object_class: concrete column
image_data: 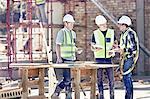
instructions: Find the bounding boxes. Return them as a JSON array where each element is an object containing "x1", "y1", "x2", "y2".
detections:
[{"x1": 136, "y1": 0, "x2": 145, "y2": 75}]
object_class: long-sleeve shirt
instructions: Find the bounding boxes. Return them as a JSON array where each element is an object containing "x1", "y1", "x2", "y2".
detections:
[{"x1": 120, "y1": 28, "x2": 138, "y2": 57}]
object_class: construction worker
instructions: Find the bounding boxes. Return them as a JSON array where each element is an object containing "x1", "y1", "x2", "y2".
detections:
[
  {"x1": 91, "y1": 15, "x2": 117, "y2": 99},
  {"x1": 51, "y1": 14, "x2": 76, "y2": 99},
  {"x1": 117, "y1": 15, "x2": 139, "y2": 99},
  {"x1": 35, "y1": 0, "x2": 47, "y2": 24}
]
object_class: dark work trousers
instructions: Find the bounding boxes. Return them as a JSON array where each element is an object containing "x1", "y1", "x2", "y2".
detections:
[
  {"x1": 123, "y1": 57, "x2": 134, "y2": 99},
  {"x1": 54, "y1": 59, "x2": 74, "y2": 99},
  {"x1": 96, "y1": 58, "x2": 114, "y2": 99}
]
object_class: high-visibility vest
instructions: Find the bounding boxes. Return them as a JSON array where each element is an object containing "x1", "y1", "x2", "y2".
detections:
[
  {"x1": 119, "y1": 27, "x2": 139, "y2": 57},
  {"x1": 93, "y1": 28, "x2": 114, "y2": 58},
  {"x1": 35, "y1": 0, "x2": 45, "y2": 5},
  {"x1": 60, "y1": 30, "x2": 76, "y2": 60},
  {"x1": 119, "y1": 28, "x2": 139, "y2": 75}
]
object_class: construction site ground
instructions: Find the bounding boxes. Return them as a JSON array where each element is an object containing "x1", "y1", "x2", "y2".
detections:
[
  {"x1": 0, "y1": 76, "x2": 150, "y2": 99},
  {"x1": 29, "y1": 76, "x2": 150, "y2": 99}
]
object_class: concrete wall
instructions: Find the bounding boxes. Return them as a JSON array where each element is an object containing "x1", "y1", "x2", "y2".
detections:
[{"x1": 144, "y1": 0, "x2": 150, "y2": 75}]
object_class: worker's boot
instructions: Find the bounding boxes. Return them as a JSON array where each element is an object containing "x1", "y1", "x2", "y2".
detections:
[
  {"x1": 66, "y1": 92, "x2": 72, "y2": 99},
  {"x1": 65, "y1": 86, "x2": 72, "y2": 99},
  {"x1": 51, "y1": 93, "x2": 59, "y2": 99},
  {"x1": 51, "y1": 86, "x2": 62, "y2": 99},
  {"x1": 99, "y1": 93, "x2": 104, "y2": 99},
  {"x1": 110, "y1": 90, "x2": 114, "y2": 99}
]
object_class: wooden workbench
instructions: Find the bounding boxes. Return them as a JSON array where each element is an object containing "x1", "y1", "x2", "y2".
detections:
[
  {"x1": 10, "y1": 62, "x2": 118, "y2": 99},
  {"x1": 10, "y1": 63, "x2": 49, "y2": 99},
  {"x1": 49, "y1": 61, "x2": 118, "y2": 99}
]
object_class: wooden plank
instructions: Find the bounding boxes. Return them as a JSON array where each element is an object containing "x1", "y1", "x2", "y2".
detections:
[
  {"x1": 74, "y1": 68, "x2": 81, "y2": 99},
  {"x1": 10, "y1": 62, "x2": 118, "y2": 69},
  {"x1": 84, "y1": 64, "x2": 118, "y2": 68},
  {"x1": 19, "y1": 68, "x2": 39, "y2": 77},
  {"x1": 10, "y1": 63, "x2": 49, "y2": 68},
  {"x1": 38, "y1": 68, "x2": 45, "y2": 96},
  {"x1": 91, "y1": 69, "x2": 97, "y2": 99},
  {"x1": 22, "y1": 68, "x2": 28, "y2": 99},
  {"x1": 51, "y1": 64, "x2": 118, "y2": 69}
]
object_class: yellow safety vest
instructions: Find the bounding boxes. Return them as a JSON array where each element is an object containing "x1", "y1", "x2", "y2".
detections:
[
  {"x1": 35, "y1": 0, "x2": 45, "y2": 5},
  {"x1": 93, "y1": 29, "x2": 114, "y2": 58},
  {"x1": 60, "y1": 30, "x2": 76, "y2": 60}
]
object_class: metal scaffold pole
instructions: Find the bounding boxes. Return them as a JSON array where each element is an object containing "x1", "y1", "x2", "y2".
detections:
[
  {"x1": 27, "y1": 0, "x2": 33, "y2": 62},
  {"x1": 6, "y1": 0, "x2": 12, "y2": 78}
]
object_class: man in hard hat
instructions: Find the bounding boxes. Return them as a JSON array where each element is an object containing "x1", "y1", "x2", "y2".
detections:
[
  {"x1": 51, "y1": 14, "x2": 76, "y2": 99},
  {"x1": 35, "y1": 0, "x2": 47, "y2": 24},
  {"x1": 117, "y1": 15, "x2": 139, "y2": 99},
  {"x1": 91, "y1": 15, "x2": 117, "y2": 99}
]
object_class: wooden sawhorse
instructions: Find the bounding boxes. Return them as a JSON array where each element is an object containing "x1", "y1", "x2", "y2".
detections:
[
  {"x1": 10, "y1": 63, "x2": 49, "y2": 99},
  {"x1": 49, "y1": 62, "x2": 118, "y2": 99}
]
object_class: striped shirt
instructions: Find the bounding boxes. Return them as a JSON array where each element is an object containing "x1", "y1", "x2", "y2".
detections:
[{"x1": 120, "y1": 30, "x2": 138, "y2": 56}]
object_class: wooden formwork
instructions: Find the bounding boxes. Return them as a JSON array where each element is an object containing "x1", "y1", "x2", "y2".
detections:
[{"x1": 19, "y1": 68, "x2": 39, "y2": 78}]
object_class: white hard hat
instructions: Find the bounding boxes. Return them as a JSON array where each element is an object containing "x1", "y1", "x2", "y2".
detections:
[
  {"x1": 118, "y1": 15, "x2": 132, "y2": 26},
  {"x1": 63, "y1": 14, "x2": 75, "y2": 23},
  {"x1": 95, "y1": 15, "x2": 107, "y2": 25}
]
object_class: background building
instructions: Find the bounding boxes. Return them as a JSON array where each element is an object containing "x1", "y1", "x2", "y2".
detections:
[{"x1": 0, "y1": 0, "x2": 149, "y2": 77}]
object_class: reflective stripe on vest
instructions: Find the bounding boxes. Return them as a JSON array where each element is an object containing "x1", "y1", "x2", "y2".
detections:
[
  {"x1": 35, "y1": 0, "x2": 45, "y2": 5},
  {"x1": 61, "y1": 30, "x2": 76, "y2": 59},
  {"x1": 93, "y1": 29, "x2": 114, "y2": 58}
]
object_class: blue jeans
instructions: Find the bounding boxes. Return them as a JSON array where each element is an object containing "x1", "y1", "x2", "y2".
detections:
[
  {"x1": 96, "y1": 59, "x2": 114, "y2": 99},
  {"x1": 54, "y1": 59, "x2": 73, "y2": 99},
  {"x1": 123, "y1": 57, "x2": 134, "y2": 99}
]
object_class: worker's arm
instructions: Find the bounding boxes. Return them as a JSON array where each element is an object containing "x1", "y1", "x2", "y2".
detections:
[
  {"x1": 113, "y1": 39, "x2": 118, "y2": 48},
  {"x1": 56, "y1": 44, "x2": 63, "y2": 63},
  {"x1": 91, "y1": 34, "x2": 102, "y2": 51},
  {"x1": 117, "y1": 31, "x2": 137, "y2": 56},
  {"x1": 109, "y1": 36, "x2": 118, "y2": 56},
  {"x1": 55, "y1": 30, "x2": 64, "y2": 63},
  {"x1": 91, "y1": 38, "x2": 96, "y2": 51},
  {"x1": 126, "y1": 31, "x2": 137, "y2": 53}
]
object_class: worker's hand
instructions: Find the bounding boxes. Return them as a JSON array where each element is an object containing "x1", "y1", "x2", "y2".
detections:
[
  {"x1": 91, "y1": 44, "x2": 102, "y2": 52},
  {"x1": 56, "y1": 58, "x2": 63, "y2": 64},
  {"x1": 92, "y1": 47, "x2": 102, "y2": 52},
  {"x1": 112, "y1": 47, "x2": 123, "y2": 54},
  {"x1": 108, "y1": 50, "x2": 115, "y2": 57},
  {"x1": 112, "y1": 40, "x2": 119, "y2": 49},
  {"x1": 76, "y1": 47, "x2": 83, "y2": 55},
  {"x1": 112, "y1": 44, "x2": 119, "y2": 49},
  {"x1": 118, "y1": 48, "x2": 124, "y2": 55}
]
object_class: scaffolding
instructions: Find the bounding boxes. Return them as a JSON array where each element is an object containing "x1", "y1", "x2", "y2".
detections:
[{"x1": 0, "y1": 0, "x2": 88, "y2": 78}]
